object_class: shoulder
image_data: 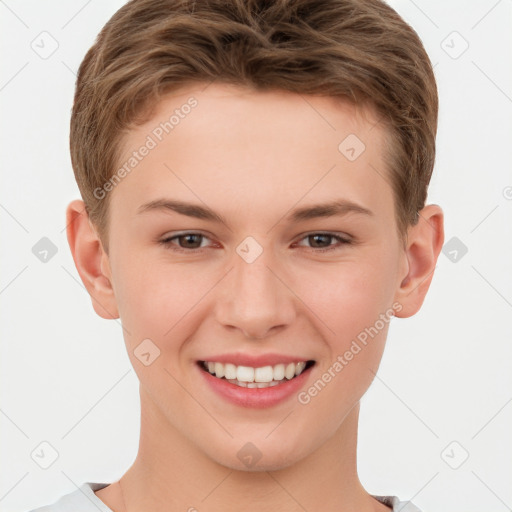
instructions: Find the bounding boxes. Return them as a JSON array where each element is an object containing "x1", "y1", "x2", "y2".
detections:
[
  {"x1": 24, "y1": 482, "x2": 112, "y2": 512},
  {"x1": 372, "y1": 494, "x2": 423, "y2": 512}
]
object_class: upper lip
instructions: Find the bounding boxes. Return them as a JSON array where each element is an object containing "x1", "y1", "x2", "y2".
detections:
[{"x1": 198, "y1": 353, "x2": 314, "y2": 368}]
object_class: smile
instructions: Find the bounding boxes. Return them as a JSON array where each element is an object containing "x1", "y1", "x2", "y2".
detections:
[{"x1": 200, "y1": 360, "x2": 315, "y2": 388}]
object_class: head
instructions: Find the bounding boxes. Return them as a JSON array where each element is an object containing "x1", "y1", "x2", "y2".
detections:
[{"x1": 67, "y1": 0, "x2": 443, "y2": 471}]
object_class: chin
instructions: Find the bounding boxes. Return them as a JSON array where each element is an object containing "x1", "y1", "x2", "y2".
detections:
[{"x1": 206, "y1": 439, "x2": 310, "y2": 473}]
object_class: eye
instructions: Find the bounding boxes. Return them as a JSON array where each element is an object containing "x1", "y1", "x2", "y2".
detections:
[
  {"x1": 159, "y1": 231, "x2": 352, "y2": 254},
  {"x1": 159, "y1": 232, "x2": 213, "y2": 253},
  {"x1": 294, "y1": 232, "x2": 352, "y2": 253}
]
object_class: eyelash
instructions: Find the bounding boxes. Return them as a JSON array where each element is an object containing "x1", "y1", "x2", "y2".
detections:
[{"x1": 158, "y1": 232, "x2": 352, "y2": 254}]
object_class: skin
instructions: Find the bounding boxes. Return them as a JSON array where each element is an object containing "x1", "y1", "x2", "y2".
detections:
[{"x1": 66, "y1": 82, "x2": 444, "y2": 512}]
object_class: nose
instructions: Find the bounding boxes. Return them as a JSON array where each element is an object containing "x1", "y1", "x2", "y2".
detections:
[{"x1": 215, "y1": 242, "x2": 296, "y2": 340}]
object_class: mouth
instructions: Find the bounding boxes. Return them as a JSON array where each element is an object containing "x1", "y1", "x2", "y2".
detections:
[{"x1": 197, "y1": 359, "x2": 316, "y2": 389}]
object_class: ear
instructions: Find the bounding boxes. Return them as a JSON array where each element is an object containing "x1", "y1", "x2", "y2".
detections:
[
  {"x1": 394, "y1": 204, "x2": 444, "y2": 318},
  {"x1": 66, "y1": 199, "x2": 119, "y2": 319}
]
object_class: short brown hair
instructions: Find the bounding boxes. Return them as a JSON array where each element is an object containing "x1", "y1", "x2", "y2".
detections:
[{"x1": 70, "y1": 0, "x2": 438, "y2": 250}]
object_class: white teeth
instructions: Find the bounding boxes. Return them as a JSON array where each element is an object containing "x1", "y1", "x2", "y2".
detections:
[
  {"x1": 227, "y1": 379, "x2": 248, "y2": 387},
  {"x1": 214, "y1": 362, "x2": 225, "y2": 378},
  {"x1": 254, "y1": 366, "x2": 273, "y2": 383},
  {"x1": 273, "y1": 364, "x2": 285, "y2": 380},
  {"x1": 202, "y1": 360, "x2": 311, "y2": 385},
  {"x1": 224, "y1": 363, "x2": 237, "y2": 380},
  {"x1": 295, "y1": 361, "x2": 306, "y2": 376},
  {"x1": 226, "y1": 379, "x2": 286, "y2": 388},
  {"x1": 236, "y1": 365, "x2": 254, "y2": 382},
  {"x1": 285, "y1": 362, "x2": 296, "y2": 380}
]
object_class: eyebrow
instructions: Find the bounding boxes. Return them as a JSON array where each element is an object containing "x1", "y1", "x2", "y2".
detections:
[{"x1": 136, "y1": 198, "x2": 374, "y2": 225}]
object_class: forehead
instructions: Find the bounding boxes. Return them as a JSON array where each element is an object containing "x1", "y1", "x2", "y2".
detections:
[
  {"x1": 110, "y1": 82, "x2": 393, "y2": 224},
  {"x1": 122, "y1": 82, "x2": 384, "y2": 150}
]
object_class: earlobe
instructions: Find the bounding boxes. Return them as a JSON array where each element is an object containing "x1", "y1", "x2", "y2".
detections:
[
  {"x1": 394, "y1": 204, "x2": 444, "y2": 318},
  {"x1": 65, "y1": 199, "x2": 119, "y2": 320}
]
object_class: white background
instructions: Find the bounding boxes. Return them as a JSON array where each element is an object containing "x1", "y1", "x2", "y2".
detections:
[{"x1": 1, "y1": 1, "x2": 511, "y2": 511}]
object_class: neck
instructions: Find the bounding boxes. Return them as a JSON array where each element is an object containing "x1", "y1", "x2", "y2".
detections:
[{"x1": 110, "y1": 388, "x2": 382, "y2": 512}]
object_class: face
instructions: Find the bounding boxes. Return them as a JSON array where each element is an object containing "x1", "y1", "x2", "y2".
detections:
[{"x1": 102, "y1": 82, "x2": 408, "y2": 470}]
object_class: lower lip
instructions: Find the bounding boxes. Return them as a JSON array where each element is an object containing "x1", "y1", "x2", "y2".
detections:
[{"x1": 197, "y1": 363, "x2": 314, "y2": 409}]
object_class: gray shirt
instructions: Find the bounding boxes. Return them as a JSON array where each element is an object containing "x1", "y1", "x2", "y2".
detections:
[{"x1": 26, "y1": 482, "x2": 422, "y2": 511}]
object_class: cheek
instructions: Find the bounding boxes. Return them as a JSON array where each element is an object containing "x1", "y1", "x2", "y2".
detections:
[
  {"x1": 304, "y1": 251, "x2": 397, "y2": 406},
  {"x1": 296, "y1": 260, "x2": 396, "y2": 432},
  {"x1": 300, "y1": 254, "x2": 397, "y2": 336},
  {"x1": 297, "y1": 252, "x2": 397, "y2": 400},
  {"x1": 110, "y1": 250, "x2": 183, "y2": 335}
]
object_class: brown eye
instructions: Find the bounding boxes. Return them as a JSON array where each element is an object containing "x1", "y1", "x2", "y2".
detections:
[
  {"x1": 295, "y1": 232, "x2": 351, "y2": 253},
  {"x1": 308, "y1": 234, "x2": 333, "y2": 248},
  {"x1": 159, "y1": 232, "x2": 211, "y2": 252},
  {"x1": 175, "y1": 233, "x2": 204, "y2": 249}
]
